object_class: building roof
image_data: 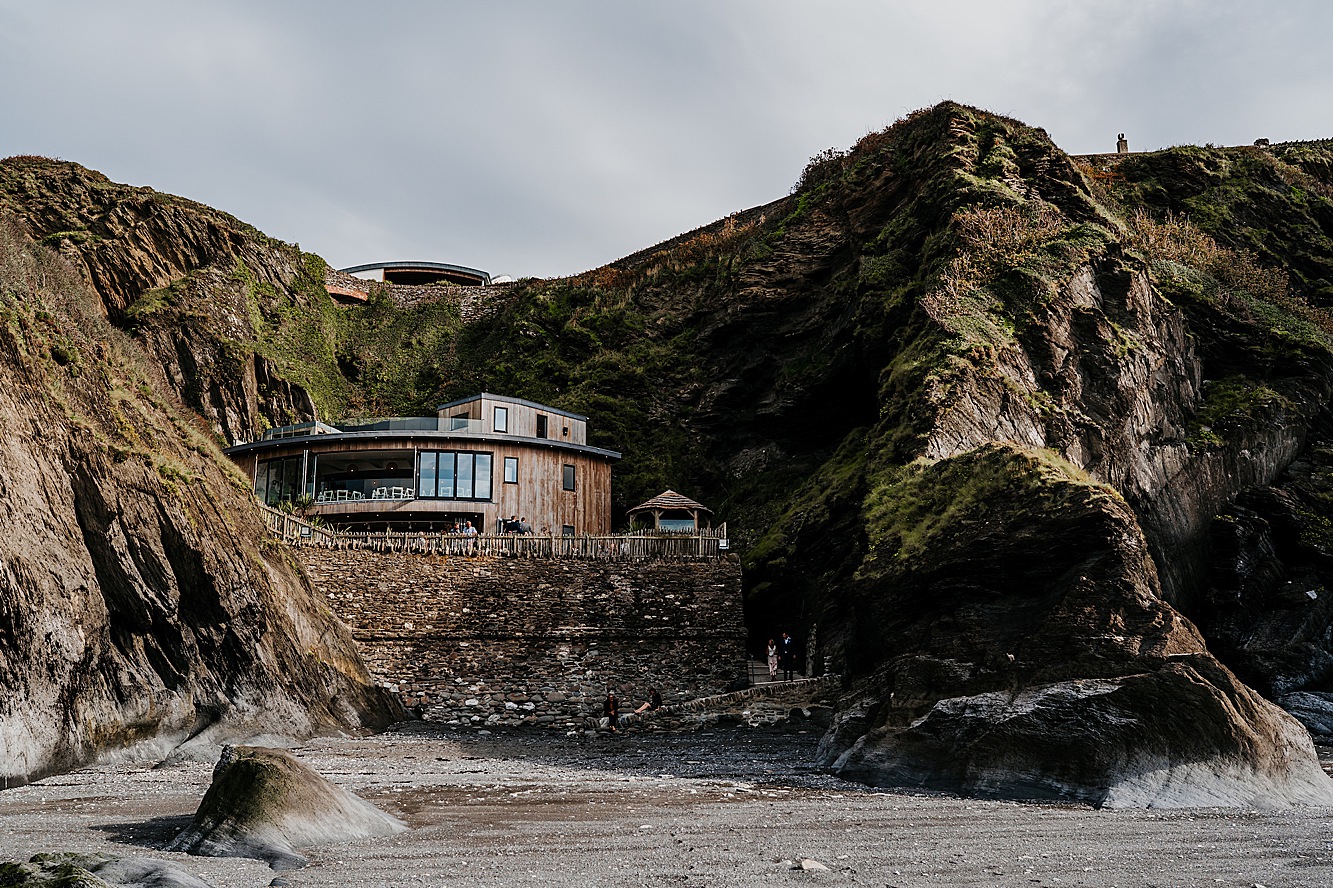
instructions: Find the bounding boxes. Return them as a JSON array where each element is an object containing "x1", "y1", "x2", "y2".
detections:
[
  {"x1": 628, "y1": 490, "x2": 713, "y2": 516},
  {"x1": 222, "y1": 424, "x2": 620, "y2": 461},
  {"x1": 339, "y1": 260, "x2": 491, "y2": 285}
]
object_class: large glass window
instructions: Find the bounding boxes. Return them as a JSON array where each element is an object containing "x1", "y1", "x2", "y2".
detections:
[
  {"x1": 563, "y1": 464, "x2": 576, "y2": 491},
  {"x1": 457, "y1": 453, "x2": 474, "y2": 499},
  {"x1": 418, "y1": 450, "x2": 491, "y2": 501},
  {"x1": 494, "y1": 406, "x2": 508, "y2": 433},
  {"x1": 418, "y1": 452, "x2": 437, "y2": 498},
  {"x1": 257, "y1": 455, "x2": 304, "y2": 506},
  {"x1": 438, "y1": 452, "x2": 455, "y2": 498},
  {"x1": 504, "y1": 456, "x2": 518, "y2": 484},
  {"x1": 475, "y1": 454, "x2": 492, "y2": 500}
]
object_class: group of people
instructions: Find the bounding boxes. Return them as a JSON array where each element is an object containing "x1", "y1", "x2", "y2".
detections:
[
  {"x1": 500, "y1": 515, "x2": 534, "y2": 534},
  {"x1": 601, "y1": 687, "x2": 663, "y2": 733},
  {"x1": 766, "y1": 631, "x2": 798, "y2": 681},
  {"x1": 447, "y1": 520, "x2": 479, "y2": 536}
]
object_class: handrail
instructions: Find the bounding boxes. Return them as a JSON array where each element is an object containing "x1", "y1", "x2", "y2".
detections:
[{"x1": 255, "y1": 502, "x2": 729, "y2": 561}]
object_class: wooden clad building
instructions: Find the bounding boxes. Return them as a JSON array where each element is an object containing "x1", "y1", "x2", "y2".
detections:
[{"x1": 223, "y1": 394, "x2": 619, "y2": 534}]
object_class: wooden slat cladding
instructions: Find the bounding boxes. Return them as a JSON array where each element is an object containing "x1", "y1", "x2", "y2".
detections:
[{"x1": 438, "y1": 394, "x2": 588, "y2": 445}]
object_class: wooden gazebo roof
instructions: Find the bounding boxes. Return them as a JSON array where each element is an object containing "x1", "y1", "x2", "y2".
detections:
[{"x1": 627, "y1": 489, "x2": 713, "y2": 517}]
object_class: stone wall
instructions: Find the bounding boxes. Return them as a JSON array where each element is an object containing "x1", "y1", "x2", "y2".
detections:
[{"x1": 297, "y1": 549, "x2": 747, "y2": 730}]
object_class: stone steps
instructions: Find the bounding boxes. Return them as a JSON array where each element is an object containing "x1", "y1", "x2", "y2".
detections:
[{"x1": 607, "y1": 673, "x2": 840, "y2": 734}]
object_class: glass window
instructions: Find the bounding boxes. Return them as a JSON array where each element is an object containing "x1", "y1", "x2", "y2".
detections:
[
  {"x1": 438, "y1": 452, "x2": 456, "y2": 498},
  {"x1": 258, "y1": 456, "x2": 303, "y2": 506},
  {"x1": 504, "y1": 456, "x2": 518, "y2": 484},
  {"x1": 414, "y1": 450, "x2": 495, "y2": 500},
  {"x1": 418, "y1": 452, "x2": 437, "y2": 498},
  {"x1": 562, "y1": 524, "x2": 575, "y2": 536},
  {"x1": 254, "y1": 460, "x2": 270, "y2": 502},
  {"x1": 475, "y1": 454, "x2": 493, "y2": 500},
  {"x1": 450, "y1": 412, "x2": 469, "y2": 431},
  {"x1": 562, "y1": 464, "x2": 576, "y2": 491},
  {"x1": 457, "y1": 453, "x2": 474, "y2": 499},
  {"x1": 494, "y1": 406, "x2": 508, "y2": 433},
  {"x1": 536, "y1": 414, "x2": 548, "y2": 438}
]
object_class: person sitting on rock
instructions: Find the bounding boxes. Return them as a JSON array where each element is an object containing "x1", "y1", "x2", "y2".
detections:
[
  {"x1": 634, "y1": 688, "x2": 663, "y2": 715},
  {"x1": 603, "y1": 691, "x2": 620, "y2": 732}
]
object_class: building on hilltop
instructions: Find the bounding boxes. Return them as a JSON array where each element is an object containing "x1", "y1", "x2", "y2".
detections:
[{"x1": 224, "y1": 394, "x2": 619, "y2": 534}]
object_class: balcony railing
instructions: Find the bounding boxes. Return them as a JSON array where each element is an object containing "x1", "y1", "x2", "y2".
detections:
[{"x1": 257, "y1": 504, "x2": 730, "y2": 561}]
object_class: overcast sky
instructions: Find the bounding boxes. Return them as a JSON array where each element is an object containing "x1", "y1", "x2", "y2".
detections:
[{"x1": 2, "y1": 1, "x2": 1330, "y2": 279}]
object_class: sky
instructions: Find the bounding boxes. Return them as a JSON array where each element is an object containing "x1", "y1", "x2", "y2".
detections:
[{"x1": 2, "y1": 1, "x2": 1331, "y2": 279}]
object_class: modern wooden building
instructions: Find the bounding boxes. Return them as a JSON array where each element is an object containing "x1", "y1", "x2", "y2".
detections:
[{"x1": 224, "y1": 394, "x2": 619, "y2": 534}]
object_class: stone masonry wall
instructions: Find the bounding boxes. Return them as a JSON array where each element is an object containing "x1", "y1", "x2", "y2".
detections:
[{"x1": 297, "y1": 549, "x2": 747, "y2": 730}]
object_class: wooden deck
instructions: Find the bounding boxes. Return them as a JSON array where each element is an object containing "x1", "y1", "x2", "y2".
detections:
[{"x1": 259, "y1": 503, "x2": 730, "y2": 561}]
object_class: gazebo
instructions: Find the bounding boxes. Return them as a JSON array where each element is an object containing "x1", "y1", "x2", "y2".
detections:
[{"x1": 628, "y1": 490, "x2": 713, "y2": 532}]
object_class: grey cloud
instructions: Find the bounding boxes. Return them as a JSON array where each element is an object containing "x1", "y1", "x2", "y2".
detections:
[{"x1": 1, "y1": 1, "x2": 1331, "y2": 277}]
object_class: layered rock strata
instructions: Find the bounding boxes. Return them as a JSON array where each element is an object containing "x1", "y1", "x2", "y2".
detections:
[{"x1": 0, "y1": 215, "x2": 400, "y2": 786}]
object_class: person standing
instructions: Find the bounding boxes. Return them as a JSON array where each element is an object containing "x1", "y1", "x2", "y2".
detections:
[
  {"x1": 766, "y1": 638, "x2": 779, "y2": 682},
  {"x1": 779, "y1": 631, "x2": 796, "y2": 681}
]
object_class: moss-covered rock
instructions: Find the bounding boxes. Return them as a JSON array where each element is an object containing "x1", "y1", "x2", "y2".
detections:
[
  {"x1": 167, "y1": 745, "x2": 405, "y2": 869},
  {"x1": 0, "y1": 853, "x2": 210, "y2": 888}
]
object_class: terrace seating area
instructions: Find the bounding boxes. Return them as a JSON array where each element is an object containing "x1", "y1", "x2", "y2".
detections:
[{"x1": 315, "y1": 487, "x2": 417, "y2": 503}]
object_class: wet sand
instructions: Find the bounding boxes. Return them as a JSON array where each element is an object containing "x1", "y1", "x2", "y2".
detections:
[{"x1": 3, "y1": 722, "x2": 1333, "y2": 887}]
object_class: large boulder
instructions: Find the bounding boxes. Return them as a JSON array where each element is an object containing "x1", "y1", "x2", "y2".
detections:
[{"x1": 167, "y1": 746, "x2": 406, "y2": 869}]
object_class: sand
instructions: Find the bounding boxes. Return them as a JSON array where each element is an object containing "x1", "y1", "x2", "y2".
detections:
[{"x1": 3, "y1": 721, "x2": 1333, "y2": 887}]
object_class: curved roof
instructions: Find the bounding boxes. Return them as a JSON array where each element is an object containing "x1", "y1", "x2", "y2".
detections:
[
  {"x1": 339, "y1": 260, "x2": 491, "y2": 285},
  {"x1": 222, "y1": 427, "x2": 620, "y2": 461},
  {"x1": 628, "y1": 489, "x2": 712, "y2": 516}
]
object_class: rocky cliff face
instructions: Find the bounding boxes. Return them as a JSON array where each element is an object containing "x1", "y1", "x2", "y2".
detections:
[
  {"x1": 0, "y1": 215, "x2": 400, "y2": 786},
  {"x1": 0, "y1": 158, "x2": 330, "y2": 445}
]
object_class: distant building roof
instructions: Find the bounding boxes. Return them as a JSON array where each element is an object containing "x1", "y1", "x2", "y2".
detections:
[
  {"x1": 340, "y1": 260, "x2": 491, "y2": 286},
  {"x1": 628, "y1": 490, "x2": 713, "y2": 516}
]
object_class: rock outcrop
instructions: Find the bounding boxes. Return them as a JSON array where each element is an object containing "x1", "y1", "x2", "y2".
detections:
[
  {"x1": 0, "y1": 158, "x2": 331, "y2": 445},
  {"x1": 0, "y1": 853, "x2": 212, "y2": 888},
  {"x1": 818, "y1": 446, "x2": 1333, "y2": 807},
  {"x1": 168, "y1": 745, "x2": 405, "y2": 869},
  {"x1": 0, "y1": 215, "x2": 400, "y2": 787}
]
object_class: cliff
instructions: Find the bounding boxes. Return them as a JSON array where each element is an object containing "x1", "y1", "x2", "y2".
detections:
[
  {"x1": 6, "y1": 103, "x2": 1333, "y2": 803},
  {"x1": 0, "y1": 213, "x2": 400, "y2": 787}
]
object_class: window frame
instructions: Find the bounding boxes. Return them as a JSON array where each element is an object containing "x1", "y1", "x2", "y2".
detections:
[
  {"x1": 562, "y1": 464, "x2": 576, "y2": 491},
  {"x1": 503, "y1": 456, "x2": 518, "y2": 484},
  {"x1": 416, "y1": 449, "x2": 494, "y2": 501},
  {"x1": 493, "y1": 406, "x2": 508, "y2": 433}
]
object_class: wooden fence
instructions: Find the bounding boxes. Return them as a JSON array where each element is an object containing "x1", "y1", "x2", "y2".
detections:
[{"x1": 257, "y1": 504, "x2": 729, "y2": 561}]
